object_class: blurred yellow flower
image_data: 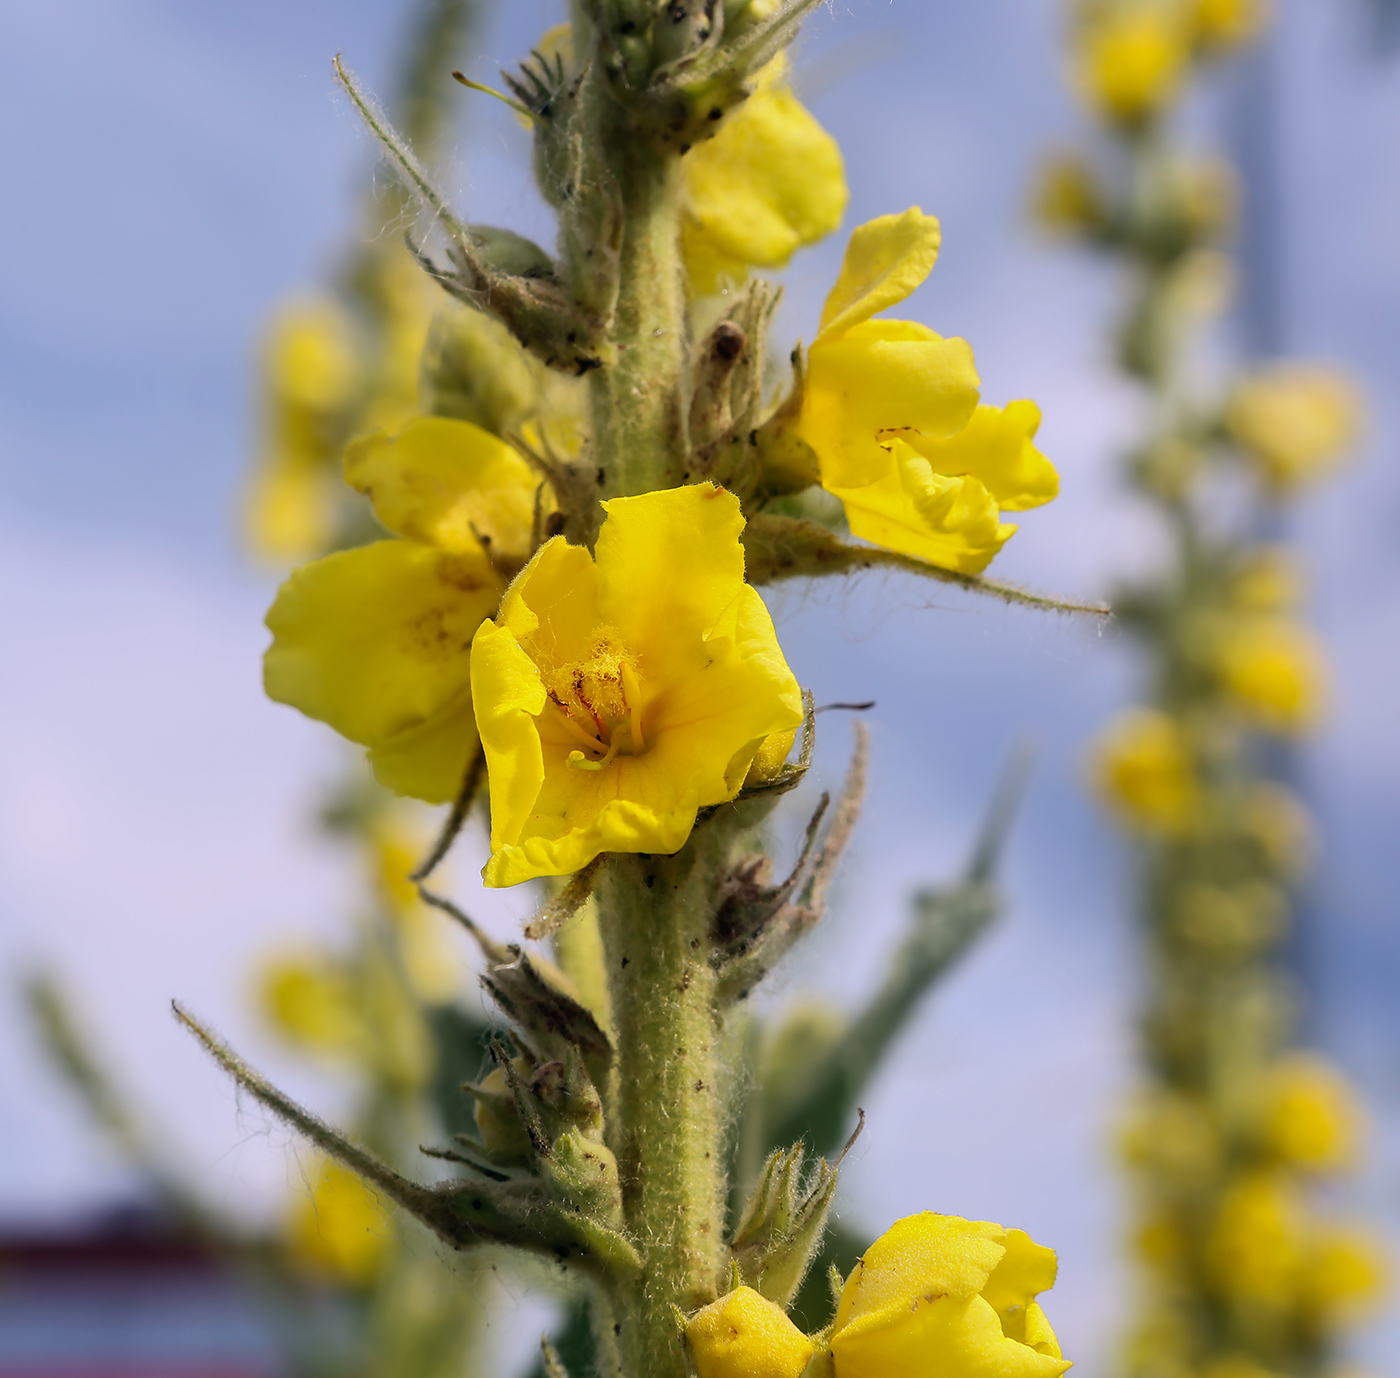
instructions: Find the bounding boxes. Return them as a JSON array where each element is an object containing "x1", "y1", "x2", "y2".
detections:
[
  {"x1": 1090, "y1": 709, "x2": 1200, "y2": 833},
  {"x1": 686, "y1": 1286, "x2": 815, "y2": 1378},
  {"x1": 830, "y1": 1212, "x2": 1070, "y2": 1378},
  {"x1": 245, "y1": 297, "x2": 360, "y2": 563},
  {"x1": 1226, "y1": 365, "x2": 1362, "y2": 492},
  {"x1": 1032, "y1": 153, "x2": 1105, "y2": 238},
  {"x1": 1230, "y1": 548, "x2": 1303, "y2": 615},
  {"x1": 260, "y1": 956, "x2": 361, "y2": 1055},
  {"x1": 1303, "y1": 1226, "x2": 1390, "y2": 1322},
  {"x1": 683, "y1": 54, "x2": 847, "y2": 294},
  {"x1": 472, "y1": 484, "x2": 803, "y2": 886},
  {"x1": 264, "y1": 417, "x2": 545, "y2": 803},
  {"x1": 1207, "y1": 1171, "x2": 1308, "y2": 1306},
  {"x1": 796, "y1": 209, "x2": 1058, "y2": 574},
  {"x1": 1189, "y1": 0, "x2": 1270, "y2": 52},
  {"x1": 1260, "y1": 1054, "x2": 1361, "y2": 1173},
  {"x1": 288, "y1": 1157, "x2": 390, "y2": 1286},
  {"x1": 1217, "y1": 619, "x2": 1326, "y2": 733},
  {"x1": 368, "y1": 819, "x2": 460, "y2": 1003},
  {"x1": 1076, "y1": 8, "x2": 1187, "y2": 126}
]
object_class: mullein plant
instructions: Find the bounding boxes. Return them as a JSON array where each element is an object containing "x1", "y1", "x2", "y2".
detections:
[
  {"x1": 1035, "y1": 3, "x2": 1389, "y2": 1377},
  {"x1": 177, "y1": 5, "x2": 1107, "y2": 1378}
]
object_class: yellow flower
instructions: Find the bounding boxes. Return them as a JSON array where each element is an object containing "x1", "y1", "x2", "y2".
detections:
[
  {"x1": 1260, "y1": 1054, "x2": 1361, "y2": 1173},
  {"x1": 1225, "y1": 364, "x2": 1362, "y2": 492},
  {"x1": 1207, "y1": 1171, "x2": 1308, "y2": 1306},
  {"x1": 830, "y1": 1212, "x2": 1070, "y2": 1378},
  {"x1": 245, "y1": 297, "x2": 360, "y2": 563},
  {"x1": 1303, "y1": 1226, "x2": 1390, "y2": 1322},
  {"x1": 796, "y1": 209, "x2": 1058, "y2": 574},
  {"x1": 264, "y1": 417, "x2": 542, "y2": 803},
  {"x1": 686, "y1": 1286, "x2": 816, "y2": 1378},
  {"x1": 1217, "y1": 619, "x2": 1326, "y2": 733},
  {"x1": 259, "y1": 955, "x2": 360, "y2": 1055},
  {"x1": 1090, "y1": 709, "x2": 1200, "y2": 833},
  {"x1": 287, "y1": 1157, "x2": 390, "y2": 1286},
  {"x1": 470, "y1": 483, "x2": 803, "y2": 887},
  {"x1": 1076, "y1": 8, "x2": 1188, "y2": 126},
  {"x1": 682, "y1": 54, "x2": 847, "y2": 294},
  {"x1": 1189, "y1": 0, "x2": 1271, "y2": 52}
]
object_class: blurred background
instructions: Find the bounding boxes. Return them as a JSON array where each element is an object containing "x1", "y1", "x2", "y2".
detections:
[{"x1": 1, "y1": 0, "x2": 1397, "y2": 1374}]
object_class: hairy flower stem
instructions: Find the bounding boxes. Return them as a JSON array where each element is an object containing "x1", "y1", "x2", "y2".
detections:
[
  {"x1": 596, "y1": 844, "x2": 726, "y2": 1378},
  {"x1": 589, "y1": 140, "x2": 689, "y2": 502}
]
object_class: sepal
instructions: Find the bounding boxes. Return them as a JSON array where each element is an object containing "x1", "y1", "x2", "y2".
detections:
[{"x1": 730, "y1": 1143, "x2": 840, "y2": 1305}]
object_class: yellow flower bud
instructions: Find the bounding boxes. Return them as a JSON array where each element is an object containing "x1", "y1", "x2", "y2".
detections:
[
  {"x1": 1240, "y1": 782, "x2": 1315, "y2": 877},
  {"x1": 686, "y1": 1286, "x2": 816, "y2": 1378},
  {"x1": 1076, "y1": 9, "x2": 1188, "y2": 127},
  {"x1": 1260, "y1": 1054, "x2": 1362, "y2": 1173},
  {"x1": 831, "y1": 1213, "x2": 1070, "y2": 1378},
  {"x1": 744, "y1": 728, "x2": 798, "y2": 786},
  {"x1": 1090, "y1": 709, "x2": 1200, "y2": 833},
  {"x1": 1217, "y1": 619, "x2": 1326, "y2": 734},
  {"x1": 259, "y1": 955, "x2": 361, "y2": 1055},
  {"x1": 1225, "y1": 365, "x2": 1363, "y2": 492},
  {"x1": 287, "y1": 1157, "x2": 390, "y2": 1286},
  {"x1": 1230, "y1": 548, "x2": 1304, "y2": 615}
]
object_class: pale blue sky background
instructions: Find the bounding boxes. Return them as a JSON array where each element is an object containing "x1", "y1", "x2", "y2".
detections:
[{"x1": 1, "y1": 2, "x2": 1398, "y2": 1373}]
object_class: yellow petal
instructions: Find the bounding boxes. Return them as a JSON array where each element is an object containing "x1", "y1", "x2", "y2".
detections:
[
  {"x1": 472, "y1": 617, "x2": 550, "y2": 884},
  {"x1": 596, "y1": 483, "x2": 748, "y2": 671},
  {"x1": 818, "y1": 208, "x2": 943, "y2": 342},
  {"x1": 830, "y1": 440, "x2": 1013, "y2": 575},
  {"x1": 684, "y1": 63, "x2": 846, "y2": 275},
  {"x1": 836, "y1": 1213, "x2": 1008, "y2": 1330},
  {"x1": 265, "y1": 539, "x2": 500, "y2": 748},
  {"x1": 833, "y1": 1291, "x2": 1070, "y2": 1378},
  {"x1": 344, "y1": 415, "x2": 539, "y2": 561},
  {"x1": 892, "y1": 401, "x2": 1059, "y2": 511},
  {"x1": 1020, "y1": 1303, "x2": 1063, "y2": 1360},
  {"x1": 686, "y1": 1286, "x2": 816, "y2": 1378},
  {"x1": 982, "y1": 1229, "x2": 1060, "y2": 1344},
  {"x1": 800, "y1": 320, "x2": 981, "y2": 490},
  {"x1": 367, "y1": 689, "x2": 480, "y2": 805}
]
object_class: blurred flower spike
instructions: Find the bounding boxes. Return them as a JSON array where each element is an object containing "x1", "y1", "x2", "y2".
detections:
[
  {"x1": 471, "y1": 483, "x2": 803, "y2": 887},
  {"x1": 796, "y1": 208, "x2": 1059, "y2": 575},
  {"x1": 830, "y1": 1213, "x2": 1071, "y2": 1378},
  {"x1": 263, "y1": 416, "x2": 543, "y2": 804}
]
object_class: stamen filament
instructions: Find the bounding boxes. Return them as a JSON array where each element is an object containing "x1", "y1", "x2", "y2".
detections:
[{"x1": 553, "y1": 700, "x2": 608, "y2": 755}]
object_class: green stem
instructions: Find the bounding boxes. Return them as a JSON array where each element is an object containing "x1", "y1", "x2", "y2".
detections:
[
  {"x1": 590, "y1": 141, "x2": 689, "y2": 500},
  {"x1": 597, "y1": 847, "x2": 726, "y2": 1378}
]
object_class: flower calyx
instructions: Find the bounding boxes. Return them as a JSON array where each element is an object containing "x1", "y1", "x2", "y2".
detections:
[{"x1": 730, "y1": 1141, "x2": 844, "y2": 1307}]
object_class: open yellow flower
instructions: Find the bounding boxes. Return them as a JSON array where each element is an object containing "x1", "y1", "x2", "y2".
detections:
[
  {"x1": 686, "y1": 1286, "x2": 816, "y2": 1378},
  {"x1": 796, "y1": 209, "x2": 1058, "y2": 574},
  {"x1": 264, "y1": 416, "x2": 540, "y2": 802},
  {"x1": 1090, "y1": 709, "x2": 1200, "y2": 833},
  {"x1": 682, "y1": 53, "x2": 847, "y2": 294},
  {"x1": 1225, "y1": 364, "x2": 1362, "y2": 492},
  {"x1": 471, "y1": 483, "x2": 803, "y2": 887},
  {"x1": 831, "y1": 1212, "x2": 1071, "y2": 1378}
]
